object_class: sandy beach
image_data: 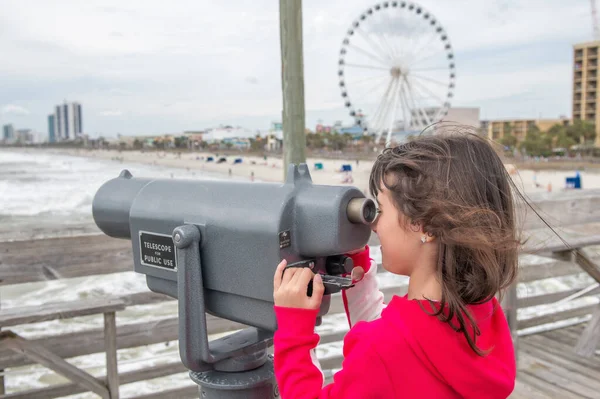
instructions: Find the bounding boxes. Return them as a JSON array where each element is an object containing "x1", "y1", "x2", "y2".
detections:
[
  {"x1": 43, "y1": 148, "x2": 376, "y2": 192},
  {"x1": 31, "y1": 147, "x2": 600, "y2": 195}
]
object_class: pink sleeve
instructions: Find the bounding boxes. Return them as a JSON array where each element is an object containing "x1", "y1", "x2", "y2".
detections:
[
  {"x1": 342, "y1": 246, "x2": 386, "y2": 328},
  {"x1": 273, "y1": 307, "x2": 392, "y2": 399}
]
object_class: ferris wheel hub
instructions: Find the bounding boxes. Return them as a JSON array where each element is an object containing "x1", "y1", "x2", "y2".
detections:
[{"x1": 390, "y1": 67, "x2": 403, "y2": 78}]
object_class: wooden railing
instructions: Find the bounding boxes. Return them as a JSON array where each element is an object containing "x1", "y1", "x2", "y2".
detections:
[{"x1": 1, "y1": 189, "x2": 600, "y2": 398}]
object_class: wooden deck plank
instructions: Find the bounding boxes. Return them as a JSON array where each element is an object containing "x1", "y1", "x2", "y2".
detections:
[
  {"x1": 524, "y1": 334, "x2": 600, "y2": 372},
  {"x1": 517, "y1": 371, "x2": 586, "y2": 399},
  {"x1": 508, "y1": 379, "x2": 554, "y2": 399},
  {"x1": 519, "y1": 339, "x2": 600, "y2": 381},
  {"x1": 518, "y1": 351, "x2": 600, "y2": 398},
  {"x1": 544, "y1": 325, "x2": 588, "y2": 347}
]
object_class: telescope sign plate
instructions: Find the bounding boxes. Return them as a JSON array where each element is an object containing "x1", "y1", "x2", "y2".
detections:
[{"x1": 139, "y1": 232, "x2": 177, "y2": 271}]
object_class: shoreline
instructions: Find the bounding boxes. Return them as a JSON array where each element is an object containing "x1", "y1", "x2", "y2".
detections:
[
  {"x1": 19, "y1": 147, "x2": 375, "y2": 192},
  {"x1": 5, "y1": 147, "x2": 600, "y2": 196}
]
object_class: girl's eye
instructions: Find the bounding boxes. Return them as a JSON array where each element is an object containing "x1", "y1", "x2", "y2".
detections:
[{"x1": 371, "y1": 209, "x2": 381, "y2": 224}]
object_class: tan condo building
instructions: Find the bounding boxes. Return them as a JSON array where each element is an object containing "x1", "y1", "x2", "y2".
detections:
[
  {"x1": 573, "y1": 41, "x2": 600, "y2": 146},
  {"x1": 483, "y1": 118, "x2": 570, "y2": 142}
]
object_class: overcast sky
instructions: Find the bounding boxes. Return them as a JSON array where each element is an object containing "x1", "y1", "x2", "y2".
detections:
[{"x1": 0, "y1": 0, "x2": 594, "y2": 137}]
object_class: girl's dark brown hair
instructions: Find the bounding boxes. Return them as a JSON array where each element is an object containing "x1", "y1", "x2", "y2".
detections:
[{"x1": 369, "y1": 126, "x2": 521, "y2": 356}]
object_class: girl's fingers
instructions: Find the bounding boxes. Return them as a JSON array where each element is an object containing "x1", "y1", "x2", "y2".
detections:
[
  {"x1": 273, "y1": 259, "x2": 287, "y2": 291},
  {"x1": 296, "y1": 267, "x2": 315, "y2": 287},
  {"x1": 281, "y1": 264, "x2": 298, "y2": 286},
  {"x1": 309, "y1": 274, "x2": 325, "y2": 308},
  {"x1": 351, "y1": 266, "x2": 365, "y2": 283}
]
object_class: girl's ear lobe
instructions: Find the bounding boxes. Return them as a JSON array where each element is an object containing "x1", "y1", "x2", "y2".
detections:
[{"x1": 421, "y1": 233, "x2": 435, "y2": 244}]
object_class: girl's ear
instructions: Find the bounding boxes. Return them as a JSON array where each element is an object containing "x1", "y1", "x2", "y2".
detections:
[{"x1": 409, "y1": 220, "x2": 421, "y2": 233}]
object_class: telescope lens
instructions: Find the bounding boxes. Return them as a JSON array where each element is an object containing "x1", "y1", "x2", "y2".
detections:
[{"x1": 362, "y1": 201, "x2": 377, "y2": 224}]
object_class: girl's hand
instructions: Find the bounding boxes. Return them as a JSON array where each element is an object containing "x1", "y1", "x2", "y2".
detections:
[
  {"x1": 345, "y1": 245, "x2": 369, "y2": 282},
  {"x1": 273, "y1": 259, "x2": 324, "y2": 309}
]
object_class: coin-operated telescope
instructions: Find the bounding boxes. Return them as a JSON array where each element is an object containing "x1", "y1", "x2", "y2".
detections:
[{"x1": 92, "y1": 163, "x2": 376, "y2": 398}]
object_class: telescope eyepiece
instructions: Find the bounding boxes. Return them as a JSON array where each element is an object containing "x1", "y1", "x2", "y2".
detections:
[{"x1": 346, "y1": 198, "x2": 377, "y2": 225}]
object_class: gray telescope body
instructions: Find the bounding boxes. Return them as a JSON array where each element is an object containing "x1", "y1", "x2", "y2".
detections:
[{"x1": 92, "y1": 164, "x2": 375, "y2": 335}]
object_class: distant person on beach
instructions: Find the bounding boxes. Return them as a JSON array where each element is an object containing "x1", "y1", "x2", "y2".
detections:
[{"x1": 273, "y1": 129, "x2": 519, "y2": 398}]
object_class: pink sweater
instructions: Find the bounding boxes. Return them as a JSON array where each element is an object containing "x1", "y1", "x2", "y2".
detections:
[{"x1": 273, "y1": 246, "x2": 516, "y2": 398}]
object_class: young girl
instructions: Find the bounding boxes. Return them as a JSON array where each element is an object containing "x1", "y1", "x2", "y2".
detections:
[{"x1": 273, "y1": 131, "x2": 518, "y2": 398}]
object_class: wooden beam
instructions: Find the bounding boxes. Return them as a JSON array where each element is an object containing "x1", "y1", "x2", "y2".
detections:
[
  {"x1": 522, "y1": 234, "x2": 600, "y2": 255},
  {"x1": 518, "y1": 285, "x2": 600, "y2": 308},
  {"x1": 574, "y1": 304, "x2": 600, "y2": 358},
  {"x1": 0, "y1": 314, "x2": 244, "y2": 370},
  {"x1": 518, "y1": 304, "x2": 599, "y2": 330},
  {"x1": 575, "y1": 248, "x2": 600, "y2": 284},
  {"x1": 0, "y1": 298, "x2": 126, "y2": 328},
  {"x1": 104, "y1": 312, "x2": 119, "y2": 399},
  {"x1": 0, "y1": 235, "x2": 132, "y2": 285},
  {"x1": 279, "y1": 0, "x2": 307, "y2": 179},
  {"x1": 0, "y1": 332, "x2": 109, "y2": 399},
  {"x1": 0, "y1": 361, "x2": 188, "y2": 399}
]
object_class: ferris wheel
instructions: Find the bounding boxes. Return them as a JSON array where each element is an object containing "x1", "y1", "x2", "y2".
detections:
[{"x1": 338, "y1": 1, "x2": 456, "y2": 146}]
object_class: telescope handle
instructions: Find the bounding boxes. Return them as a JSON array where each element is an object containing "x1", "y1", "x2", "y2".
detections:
[{"x1": 173, "y1": 224, "x2": 272, "y2": 372}]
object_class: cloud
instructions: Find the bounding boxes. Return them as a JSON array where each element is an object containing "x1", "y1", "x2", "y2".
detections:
[
  {"x1": 0, "y1": 0, "x2": 592, "y2": 135},
  {"x1": 1, "y1": 104, "x2": 30, "y2": 115},
  {"x1": 100, "y1": 110, "x2": 123, "y2": 116}
]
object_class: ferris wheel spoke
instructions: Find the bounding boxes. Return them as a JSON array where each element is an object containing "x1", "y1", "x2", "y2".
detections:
[
  {"x1": 345, "y1": 63, "x2": 390, "y2": 72},
  {"x1": 410, "y1": 78, "x2": 447, "y2": 106},
  {"x1": 380, "y1": 78, "x2": 398, "y2": 125},
  {"x1": 411, "y1": 66, "x2": 449, "y2": 72},
  {"x1": 405, "y1": 80, "x2": 434, "y2": 128},
  {"x1": 348, "y1": 44, "x2": 391, "y2": 67},
  {"x1": 368, "y1": 29, "x2": 400, "y2": 64},
  {"x1": 399, "y1": 84, "x2": 414, "y2": 131},
  {"x1": 393, "y1": 8, "x2": 421, "y2": 60},
  {"x1": 398, "y1": 83, "x2": 410, "y2": 132},
  {"x1": 386, "y1": 80, "x2": 402, "y2": 146},
  {"x1": 358, "y1": 75, "x2": 393, "y2": 104},
  {"x1": 346, "y1": 73, "x2": 389, "y2": 88},
  {"x1": 355, "y1": 27, "x2": 395, "y2": 64},
  {"x1": 406, "y1": 49, "x2": 447, "y2": 70},
  {"x1": 410, "y1": 83, "x2": 444, "y2": 121},
  {"x1": 410, "y1": 73, "x2": 449, "y2": 87},
  {"x1": 403, "y1": 33, "x2": 442, "y2": 67},
  {"x1": 370, "y1": 78, "x2": 397, "y2": 131}
]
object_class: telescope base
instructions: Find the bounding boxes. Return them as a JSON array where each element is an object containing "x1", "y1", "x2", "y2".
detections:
[{"x1": 190, "y1": 355, "x2": 279, "y2": 399}]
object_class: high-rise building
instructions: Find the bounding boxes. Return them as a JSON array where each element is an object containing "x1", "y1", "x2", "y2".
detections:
[
  {"x1": 48, "y1": 114, "x2": 56, "y2": 143},
  {"x1": 53, "y1": 102, "x2": 83, "y2": 140},
  {"x1": 2, "y1": 124, "x2": 15, "y2": 142},
  {"x1": 573, "y1": 41, "x2": 600, "y2": 146}
]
